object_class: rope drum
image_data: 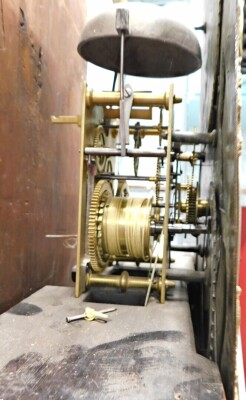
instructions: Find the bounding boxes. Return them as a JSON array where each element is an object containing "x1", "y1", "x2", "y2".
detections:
[{"x1": 102, "y1": 197, "x2": 152, "y2": 261}]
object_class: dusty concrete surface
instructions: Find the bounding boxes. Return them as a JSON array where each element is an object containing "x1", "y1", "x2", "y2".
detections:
[
  {"x1": 0, "y1": 286, "x2": 225, "y2": 399},
  {"x1": 0, "y1": 1, "x2": 86, "y2": 313}
]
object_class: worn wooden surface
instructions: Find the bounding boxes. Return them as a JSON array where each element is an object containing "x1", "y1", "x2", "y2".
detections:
[
  {"x1": 200, "y1": 0, "x2": 242, "y2": 398},
  {"x1": 214, "y1": 1, "x2": 242, "y2": 398},
  {"x1": 200, "y1": 0, "x2": 222, "y2": 134},
  {"x1": 0, "y1": 286, "x2": 225, "y2": 399},
  {"x1": 0, "y1": 1, "x2": 86, "y2": 313}
]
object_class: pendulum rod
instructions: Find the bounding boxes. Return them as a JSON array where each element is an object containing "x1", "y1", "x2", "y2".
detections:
[{"x1": 116, "y1": 8, "x2": 129, "y2": 156}]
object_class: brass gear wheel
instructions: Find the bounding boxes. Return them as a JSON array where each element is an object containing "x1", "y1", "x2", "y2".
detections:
[
  {"x1": 186, "y1": 184, "x2": 198, "y2": 224},
  {"x1": 155, "y1": 157, "x2": 162, "y2": 205},
  {"x1": 116, "y1": 180, "x2": 129, "y2": 197},
  {"x1": 93, "y1": 125, "x2": 107, "y2": 173},
  {"x1": 105, "y1": 158, "x2": 113, "y2": 173},
  {"x1": 88, "y1": 180, "x2": 113, "y2": 272}
]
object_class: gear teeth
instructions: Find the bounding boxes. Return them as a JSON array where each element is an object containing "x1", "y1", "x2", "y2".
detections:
[
  {"x1": 186, "y1": 184, "x2": 197, "y2": 224},
  {"x1": 93, "y1": 125, "x2": 107, "y2": 173},
  {"x1": 88, "y1": 180, "x2": 113, "y2": 272},
  {"x1": 155, "y1": 157, "x2": 162, "y2": 204}
]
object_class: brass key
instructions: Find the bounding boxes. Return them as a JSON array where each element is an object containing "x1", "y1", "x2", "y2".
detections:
[{"x1": 66, "y1": 307, "x2": 117, "y2": 323}]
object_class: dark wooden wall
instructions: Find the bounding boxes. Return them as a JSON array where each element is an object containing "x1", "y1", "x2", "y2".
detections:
[
  {"x1": 200, "y1": 0, "x2": 242, "y2": 398},
  {"x1": 0, "y1": 0, "x2": 86, "y2": 313}
]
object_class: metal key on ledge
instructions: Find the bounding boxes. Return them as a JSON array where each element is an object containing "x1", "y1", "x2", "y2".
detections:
[{"x1": 66, "y1": 307, "x2": 117, "y2": 323}]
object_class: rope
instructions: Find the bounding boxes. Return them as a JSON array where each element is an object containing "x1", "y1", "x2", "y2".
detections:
[
  {"x1": 63, "y1": 237, "x2": 77, "y2": 249},
  {"x1": 144, "y1": 232, "x2": 163, "y2": 306}
]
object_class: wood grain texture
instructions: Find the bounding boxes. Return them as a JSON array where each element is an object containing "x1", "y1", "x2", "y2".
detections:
[
  {"x1": 200, "y1": 0, "x2": 243, "y2": 398},
  {"x1": 214, "y1": 1, "x2": 242, "y2": 397},
  {"x1": 0, "y1": 0, "x2": 86, "y2": 313}
]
